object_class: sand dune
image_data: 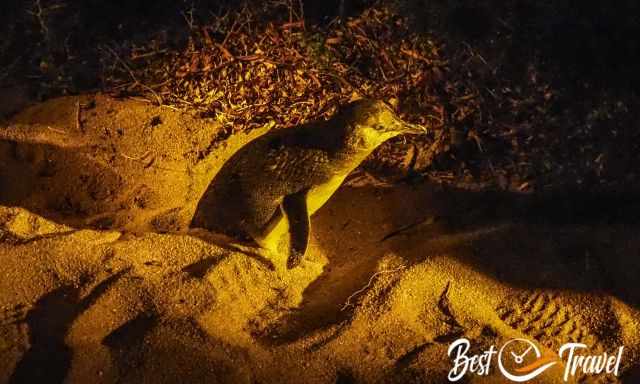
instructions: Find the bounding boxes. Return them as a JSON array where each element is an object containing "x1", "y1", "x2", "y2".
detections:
[{"x1": 1, "y1": 96, "x2": 639, "y2": 383}]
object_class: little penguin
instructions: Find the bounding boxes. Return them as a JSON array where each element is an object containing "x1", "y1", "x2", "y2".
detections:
[{"x1": 190, "y1": 99, "x2": 426, "y2": 269}]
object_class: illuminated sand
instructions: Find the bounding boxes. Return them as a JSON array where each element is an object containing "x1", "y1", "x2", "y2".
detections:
[{"x1": 1, "y1": 97, "x2": 639, "y2": 383}]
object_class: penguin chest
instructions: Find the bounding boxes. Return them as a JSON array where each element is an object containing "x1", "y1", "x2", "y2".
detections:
[{"x1": 306, "y1": 174, "x2": 348, "y2": 215}]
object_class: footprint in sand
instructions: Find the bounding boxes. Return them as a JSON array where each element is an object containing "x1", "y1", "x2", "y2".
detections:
[
  {"x1": 495, "y1": 290, "x2": 615, "y2": 349},
  {"x1": 494, "y1": 289, "x2": 631, "y2": 383}
]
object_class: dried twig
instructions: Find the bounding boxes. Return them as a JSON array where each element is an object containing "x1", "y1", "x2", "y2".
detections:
[
  {"x1": 75, "y1": 100, "x2": 82, "y2": 132},
  {"x1": 102, "y1": 45, "x2": 163, "y2": 106},
  {"x1": 380, "y1": 216, "x2": 437, "y2": 242},
  {"x1": 341, "y1": 266, "x2": 405, "y2": 311},
  {"x1": 120, "y1": 150, "x2": 151, "y2": 161},
  {"x1": 46, "y1": 126, "x2": 66, "y2": 134}
]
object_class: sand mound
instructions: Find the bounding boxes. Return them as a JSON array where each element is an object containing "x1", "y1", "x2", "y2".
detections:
[{"x1": 1, "y1": 96, "x2": 639, "y2": 383}]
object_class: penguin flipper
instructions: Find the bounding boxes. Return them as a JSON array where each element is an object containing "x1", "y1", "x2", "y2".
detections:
[{"x1": 281, "y1": 189, "x2": 310, "y2": 269}]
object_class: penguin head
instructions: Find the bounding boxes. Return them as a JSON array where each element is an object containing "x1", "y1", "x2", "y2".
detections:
[{"x1": 342, "y1": 99, "x2": 426, "y2": 150}]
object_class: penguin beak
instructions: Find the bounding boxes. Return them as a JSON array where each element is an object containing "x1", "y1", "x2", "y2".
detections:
[{"x1": 401, "y1": 122, "x2": 427, "y2": 135}]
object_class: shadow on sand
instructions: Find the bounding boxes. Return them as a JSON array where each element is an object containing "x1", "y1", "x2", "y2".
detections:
[
  {"x1": 262, "y1": 180, "x2": 640, "y2": 344},
  {"x1": 9, "y1": 270, "x2": 128, "y2": 384}
]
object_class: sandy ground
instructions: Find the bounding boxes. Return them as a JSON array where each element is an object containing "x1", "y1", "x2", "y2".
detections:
[{"x1": 1, "y1": 96, "x2": 639, "y2": 383}]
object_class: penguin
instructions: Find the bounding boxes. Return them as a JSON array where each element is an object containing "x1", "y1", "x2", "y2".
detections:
[{"x1": 190, "y1": 99, "x2": 426, "y2": 269}]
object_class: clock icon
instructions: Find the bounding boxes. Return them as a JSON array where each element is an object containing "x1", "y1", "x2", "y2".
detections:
[{"x1": 498, "y1": 338, "x2": 558, "y2": 382}]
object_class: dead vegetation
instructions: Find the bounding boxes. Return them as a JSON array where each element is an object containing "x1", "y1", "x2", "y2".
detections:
[{"x1": 2, "y1": 0, "x2": 639, "y2": 192}]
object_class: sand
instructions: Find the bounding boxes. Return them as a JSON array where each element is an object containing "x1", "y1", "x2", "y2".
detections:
[{"x1": 1, "y1": 96, "x2": 639, "y2": 383}]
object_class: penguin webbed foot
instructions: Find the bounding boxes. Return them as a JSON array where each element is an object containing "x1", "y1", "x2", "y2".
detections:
[{"x1": 286, "y1": 249, "x2": 304, "y2": 269}]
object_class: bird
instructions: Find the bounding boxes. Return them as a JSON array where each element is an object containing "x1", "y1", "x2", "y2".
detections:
[{"x1": 190, "y1": 99, "x2": 426, "y2": 269}]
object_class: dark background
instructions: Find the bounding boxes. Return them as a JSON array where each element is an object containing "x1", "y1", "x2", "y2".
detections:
[{"x1": 3, "y1": 0, "x2": 639, "y2": 92}]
